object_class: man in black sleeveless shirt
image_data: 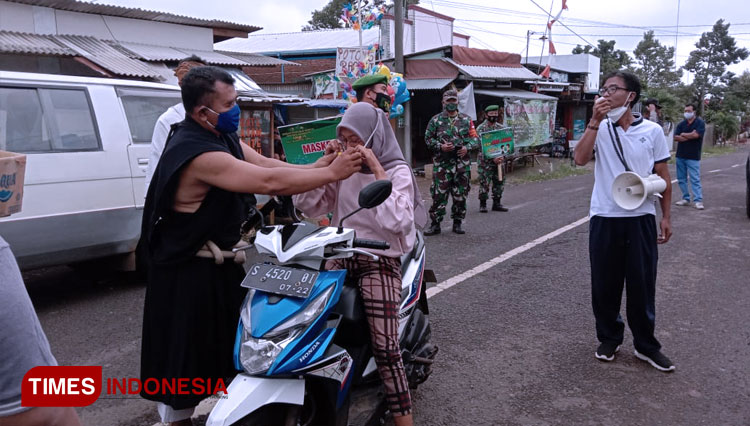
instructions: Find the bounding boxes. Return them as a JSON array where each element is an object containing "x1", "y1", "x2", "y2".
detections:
[{"x1": 138, "y1": 66, "x2": 362, "y2": 425}]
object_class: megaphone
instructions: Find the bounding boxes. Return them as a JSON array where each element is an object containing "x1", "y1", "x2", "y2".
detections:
[{"x1": 612, "y1": 172, "x2": 667, "y2": 210}]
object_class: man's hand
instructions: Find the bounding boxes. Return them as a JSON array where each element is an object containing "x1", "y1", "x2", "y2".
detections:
[
  {"x1": 492, "y1": 156, "x2": 504, "y2": 165},
  {"x1": 329, "y1": 149, "x2": 362, "y2": 180},
  {"x1": 592, "y1": 97, "x2": 610, "y2": 123},
  {"x1": 312, "y1": 141, "x2": 344, "y2": 167},
  {"x1": 458, "y1": 146, "x2": 468, "y2": 157},
  {"x1": 440, "y1": 142, "x2": 454, "y2": 152},
  {"x1": 325, "y1": 140, "x2": 342, "y2": 155},
  {"x1": 354, "y1": 146, "x2": 387, "y2": 179},
  {"x1": 657, "y1": 217, "x2": 672, "y2": 244}
]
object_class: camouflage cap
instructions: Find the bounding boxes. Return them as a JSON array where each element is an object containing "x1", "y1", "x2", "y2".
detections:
[
  {"x1": 484, "y1": 105, "x2": 499, "y2": 112},
  {"x1": 352, "y1": 74, "x2": 389, "y2": 91},
  {"x1": 442, "y1": 89, "x2": 458, "y2": 101}
]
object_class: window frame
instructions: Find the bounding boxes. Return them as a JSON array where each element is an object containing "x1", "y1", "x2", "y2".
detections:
[
  {"x1": 0, "y1": 83, "x2": 102, "y2": 154},
  {"x1": 115, "y1": 87, "x2": 182, "y2": 145}
]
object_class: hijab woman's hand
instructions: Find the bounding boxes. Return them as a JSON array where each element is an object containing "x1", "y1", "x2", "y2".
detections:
[{"x1": 354, "y1": 146, "x2": 387, "y2": 180}]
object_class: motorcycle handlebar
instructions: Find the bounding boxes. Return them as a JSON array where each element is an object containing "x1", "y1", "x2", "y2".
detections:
[{"x1": 352, "y1": 238, "x2": 390, "y2": 250}]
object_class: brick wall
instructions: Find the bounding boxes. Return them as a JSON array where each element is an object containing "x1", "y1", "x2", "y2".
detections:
[{"x1": 243, "y1": 58, "x2": 336, "y2": 84}]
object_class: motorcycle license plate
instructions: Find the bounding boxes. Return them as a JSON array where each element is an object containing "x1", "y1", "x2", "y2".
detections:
[{"x1": 241, "y1": 263, "x2": 318, "y2": 299}]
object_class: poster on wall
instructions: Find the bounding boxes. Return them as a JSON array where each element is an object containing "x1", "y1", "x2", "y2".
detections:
[
  {"x1": 503, "y1": 99, "x2": 557, "y2": 148},
  {"x1": 278, "y1": 116, "x2": 342, "y2": 165},
  {"x1": 479, "y1": 127, "x2": 514, "y2": 159},
  {"x1": 239, "y1": 109, "x2": 271, "y2": 157}
]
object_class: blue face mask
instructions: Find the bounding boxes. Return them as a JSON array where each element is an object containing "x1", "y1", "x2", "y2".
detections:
[{"x1": 205, "y1": 104, "x2": 240, "y2": 134}]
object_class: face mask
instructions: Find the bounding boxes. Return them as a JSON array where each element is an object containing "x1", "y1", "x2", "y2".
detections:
[
  {"x1": 684, "y1": 112, "x2": 695, "y2": 120},
  {"x1": 487, "y1": 116, "x2": 497, "y2": 123},
  {"x1": 607, "y1": 94, "x2": 632, "y2": 122},
  {"x1": 374, "y1": 91, "x2": 392, "y2": 114},
  {"x1": 205, "y1": 104, "x2": 240, "y2": 133},
  {"x1": 445, "y1": 102, "x2": 458, "y2": 112}
]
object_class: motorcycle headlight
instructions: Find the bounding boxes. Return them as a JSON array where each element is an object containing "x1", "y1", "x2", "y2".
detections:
[{"x1": 239, "y1": 285, "x2": 334, "y2": 375}]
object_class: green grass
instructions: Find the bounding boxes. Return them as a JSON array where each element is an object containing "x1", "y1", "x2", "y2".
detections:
[{"x1": 507, "y1": 162, "x2": 591, "y2": 184}]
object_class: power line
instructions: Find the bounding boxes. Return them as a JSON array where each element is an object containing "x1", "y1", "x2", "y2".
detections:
[{"x1": 526, "y1": 0, "x2": 596, "y2": 47}]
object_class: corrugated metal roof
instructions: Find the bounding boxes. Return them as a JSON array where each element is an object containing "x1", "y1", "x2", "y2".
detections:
[
  {"x1": 6, "y1": 0, "x2": 260, "y2": 33},
  {"x1": 215, "y1": 28, "x2": 380, "y2": 55},
  {"x1": 218, "y1": 51, "x2": 300, "y2": 67},
  {"x1": 405, "y1": 78, "x2": 453, "y2": 91},
  {"x1": 524, "y1": 54, "x2": 598, "y2": 74},
  {"x1": 474, "y1": 88, "x2": 557, "y2": 101},
  {"x1": 55, "y1": 34, "x2": 162, "y2": 78},
  {"x1": 117, "y1": 42, "x2": 188, "y2": 62},
  {"x1": 445, "y1": 59, "x2": 541, "y2": 81},
  {"x1": 174, "y1": 48, "x2": 249, "y2": 66},
  {"x1": 0, "y1": 31, "x2": 76, "y2": 56}
]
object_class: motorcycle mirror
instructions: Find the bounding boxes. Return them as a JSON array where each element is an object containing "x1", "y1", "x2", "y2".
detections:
[
  {"x1": 338, "y1": 180, "x2": 392, "y2": 233},
  {"x1": 358, "y1": 180, "x2": 392, "y2": 209}
]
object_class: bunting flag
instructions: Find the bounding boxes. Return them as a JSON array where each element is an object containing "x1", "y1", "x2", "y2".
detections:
[
  {"x1": 547, "y1": 19, "x2": 556, "y2": 30},
  {"x1": 539, "y1": 65, "x2": 551, "y2": 79},
  {"x1": 549, "y1": 40, "x2": 557, "y2": 55},
  {"x1": 562, "y1": 0, "x2": 568, "y2": 10}
]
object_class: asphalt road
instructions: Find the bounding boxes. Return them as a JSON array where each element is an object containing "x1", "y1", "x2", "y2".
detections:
[{"x1": 23, "y1": 147, "x2": 750, "y2": 426}]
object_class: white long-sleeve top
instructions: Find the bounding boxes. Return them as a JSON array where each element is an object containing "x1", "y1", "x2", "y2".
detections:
[
  {"x1": 144, "y1": 102, "x2": 185, "y2": 194},
  {"x1": 293, "y1": 164, "x2": 416, "y2": 258}
]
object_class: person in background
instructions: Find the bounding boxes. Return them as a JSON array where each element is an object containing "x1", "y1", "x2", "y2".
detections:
[
  {"x1": 144, "y1": 55, "x2": 206, "y2": 192},
  {"x1": 674, "y1": 103, "x2": 706, "y2": 210},
  {"x1": 476, "y1": 105, "x2": 508, "y2": 213},
  {"x1": 423, "y1": 89, "x2": 480, "y2": 235},
  {"x1": 353, "y1": 74, "x2": 392, "y2": 114}
]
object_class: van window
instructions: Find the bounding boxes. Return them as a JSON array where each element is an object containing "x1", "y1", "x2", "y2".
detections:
[
  {"x1": 117, "y1": 88, "x2": 181, "y2": 144},
  {"x1": 0, "y1": 86, "x2": 100, "y2": 153}
]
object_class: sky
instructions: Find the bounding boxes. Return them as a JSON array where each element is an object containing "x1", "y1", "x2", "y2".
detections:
[{"x1": 89, "y1": 0, "x2": 750, "y2": 79}]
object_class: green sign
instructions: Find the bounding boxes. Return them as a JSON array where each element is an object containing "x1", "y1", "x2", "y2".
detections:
[
  {"x1": 480, "y1": 127, "x2": 514, "y2": 159},
  {"x1": 278, "y1": 116, "x2": 342, "y2": 165}
]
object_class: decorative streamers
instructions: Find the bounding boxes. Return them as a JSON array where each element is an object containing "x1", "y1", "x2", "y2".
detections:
[{"x1": 341, "y1": 2, "x2": 387, "y2": 31}]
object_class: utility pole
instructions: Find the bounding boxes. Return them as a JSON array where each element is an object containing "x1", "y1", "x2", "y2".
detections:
[
  {"x1": 674, "y1": 0, "x2": 681, "y2": 68},
  {"x1": 394, "y1": 0, "x2": 410, "y2": 165},
  {"x1": 526, "y1": 30, "x2": 531, "y2": 65}
]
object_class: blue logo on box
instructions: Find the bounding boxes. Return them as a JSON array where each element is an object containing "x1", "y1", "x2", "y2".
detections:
[{"x1": 0, "y1": 189, "x2": 12, "y2": 202}]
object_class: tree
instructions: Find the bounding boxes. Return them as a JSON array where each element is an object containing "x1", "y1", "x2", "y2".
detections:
[
  {"x1": 633, "y1": 31, "x2": 682, "y2": 90},
  {"x1": 573, "y1": 40, "x2": 633, "y2": 81},
  {"x1": 302, "y1": 0, "x2": 418, "y2": 31},
  {"x1": 683, "y1": 19, "x2": 749, "y2": 116}
]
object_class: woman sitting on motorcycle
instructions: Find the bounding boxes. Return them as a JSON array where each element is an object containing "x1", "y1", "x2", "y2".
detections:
[{"x1": 293, "y1": 101, "x2": 426, "y2": 426}]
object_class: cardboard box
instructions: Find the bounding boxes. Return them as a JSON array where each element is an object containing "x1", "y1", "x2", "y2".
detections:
[{"x1": 0, "y1": 150, "x2": 26, "y2": 217}]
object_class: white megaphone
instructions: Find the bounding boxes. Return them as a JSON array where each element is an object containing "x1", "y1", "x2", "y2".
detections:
[{"x1": 612, "y1": 172, "x2": 667, "y2": 210}]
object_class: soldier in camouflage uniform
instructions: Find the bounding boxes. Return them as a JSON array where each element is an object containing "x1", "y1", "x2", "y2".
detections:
[
  {"x1": 423, "y1": 89, "x2": 480, "y2": 235},
  {"x1": 476, "y1": 105, "x2": 509, "y2": 213}
]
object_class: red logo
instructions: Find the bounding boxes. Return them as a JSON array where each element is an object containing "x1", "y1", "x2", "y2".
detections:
[{"x1": 22, "y1": 366, "x2": 102, "y2": 407}]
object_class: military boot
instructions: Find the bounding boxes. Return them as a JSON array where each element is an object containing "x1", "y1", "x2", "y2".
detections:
[
  {"x1": 479, "y1": 199, "x2": 488, "y2": 213},
  {"x1": 424, "y1": 221, "x2": 441, "y2": 236},
  {"x1": 452, "y1": 220, "x2": 465, "y2": 234},
  {"x1": 492, "y1": 200, "x2": 509, "y2": 212}
]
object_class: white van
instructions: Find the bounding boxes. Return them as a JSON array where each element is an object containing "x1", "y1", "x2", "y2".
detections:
[{"x1": 0, "y1": 71, "x2": 181, "y2": 270}]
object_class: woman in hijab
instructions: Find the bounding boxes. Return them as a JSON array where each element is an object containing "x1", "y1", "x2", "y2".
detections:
[{"x1": 293, "y1": 101, "x2": 426, "y2": 426}]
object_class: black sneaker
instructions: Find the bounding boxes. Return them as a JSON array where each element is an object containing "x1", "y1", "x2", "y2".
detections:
[
  {"x1": 595, "y1": 342, "x2": 620, "y2": 362},
  {"x1": 634, "y1": 349, "x2": 675, "y2": 372}
]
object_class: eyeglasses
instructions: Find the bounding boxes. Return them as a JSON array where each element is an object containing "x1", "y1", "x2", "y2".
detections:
[{"x1": 599, "y1": 85, "x2": 628, "y2": 96}]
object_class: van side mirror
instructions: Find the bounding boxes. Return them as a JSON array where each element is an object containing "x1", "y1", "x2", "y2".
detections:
[
  {"x1": 338, "y1": 180, "x2": 392, "y2": 233},
  {"x1": 358, "y1": 180, "x2": 392, "y2": 209}
]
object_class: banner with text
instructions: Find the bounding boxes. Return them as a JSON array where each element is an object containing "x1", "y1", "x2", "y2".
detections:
[
  {"x1": 278, "y1": 116, "x2": 342, "y2": 165},
  {"x1": 504, "y1": 99, "x2": 557, "y2": 148},
  {"x1": 480, "y1": 127, "x2": 515, "y2": 159}
]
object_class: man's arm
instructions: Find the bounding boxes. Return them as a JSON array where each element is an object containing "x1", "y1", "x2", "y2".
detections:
[
  {"x1": 424, "y1": 117, "x2": 441, "y2": 153},
  {"x1": 574, "y1": 99, "x2": 609, "y2": 166},
  {"x1": 188, "y1": 149, "x2": 361, "y2": 196},
  {"x1": 653, "y1": 161, "x2": 672, "y2": 244},
  {"x1": 240, "y1": 142, "x2": 334, "y2": 169}
]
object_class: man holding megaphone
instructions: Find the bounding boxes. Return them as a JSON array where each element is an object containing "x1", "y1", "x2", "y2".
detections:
[{"x1": 574, "y1": 70, "x2": 676, "y2": 373}]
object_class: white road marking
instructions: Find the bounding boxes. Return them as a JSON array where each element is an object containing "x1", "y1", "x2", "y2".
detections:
[
  {"x1": 708, "y1": 169, "x2": 721, "y2": 173},
  {"x1": 731, "y1": 164, "x2": 741, "y2": 168},
  {"x1": 426, "y1": 216, "x2": 590, "y2": 299},
  {"x1": 671, "y1": 179, "x2": 677, "y2": 183}
]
